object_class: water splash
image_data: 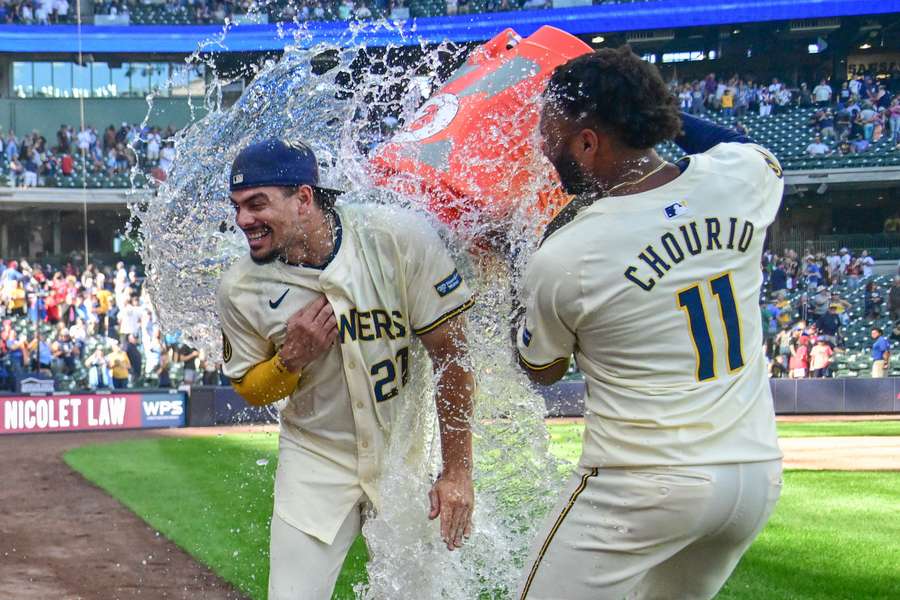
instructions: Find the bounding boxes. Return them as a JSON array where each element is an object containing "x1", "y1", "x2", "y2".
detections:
[{"x1": 132, "y1": 19, "x2": 567, "y2": 600}]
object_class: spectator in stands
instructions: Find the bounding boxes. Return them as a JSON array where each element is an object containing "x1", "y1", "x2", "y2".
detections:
[
  {"x1": 809, "y1": 339, "x2": 833, "y2": 378},
  {"x1": 769, "y1": 354, "x2": 788, "y2": 378},
  {"x1": 870, "y1": 328, "x2": 891, "y2": 378},
  {"x1": 146, "y1": 128, "x2": 161, "y2": 163},
  {"x1": 887, "y1": 276, "x2": 900, "y2": 321},
  {"x1": 689, "y1": 83, "x2": 705, "y2": 115},
  {"x1": 176, "y1": 342, "x2": 199, "y2": 385},
  {"x1": 873, "y1": 84, "x2": 892, "y2": 110},
  {"x1": 816, "y1": 304, "x2": 841, "y2": 345},
  {"x1": 51, "y1": 327, "x2": 78, "y2": 374},
  {"x1": 890, "y1": 98, "x2": 900, "y2": 146},
  {"x1": 734, "y1": 120, "x2": 749, "y2": 136},
  {"x1": 811, "y1": 284, "x2": 830, "y2": 320},
  {"x1": 29, "y1": 334, "x2": 53, "y2": 372},
  {"x1": 93, "y1": 286, "x2": 112, "y2": 336},
  {"x1": 774, "y1": 325, "x2": 792, "y2": 368},
  {"x1": 797, "y1": 82, "x2": 813, "y2": 108},
  {"x1": 119, "y1": 295, "x2": 142, "y2": 344},
  {"x1": 721, "y1": 89, "x2": 734, "y2": 119},
  {"x1": 769, "y1": 260, "x2": 787, "y2": 295},
  {"x1": 158, "y1": 141, "x2": 176, "y2": 172},
  {"x1": 758, "y1": 87, "x2": 773, "y2": 117},
  {"x1": 734, "y1": 82, "x2": 750, "y2": 118},
  {"x1": 789, "y1": 334, "x2": 810, "y2": 379},
  {"x1": 7, "y1": 280, "x2": 26, "y2": 317},
  {"x1": 806, "y1": 135, "x2": 829, "y2": 156},
  {"x1": 804, "y1": 255, "x2": 823, "y2": 289},
  {"x1": 106, "y1": 340, "x2": 130, "y2": 388},
  {"x1": 84, "y1": 345, "x2": 109, "y2": 388},
  {"x1": 860, "y1": 102, "x2": 878, "y2": 140},
  {"x1": 860, "y1": 249, "x2": 875, "y2": 279},
  {"x1": 829, "y1": 291, "x2": 852, "y2": 324},
  {"x1": 813, "y1": 79, "x2": 832, "y2": 107},
  {"x1": 864, "y1": 281, "x2": 883, "y2": 319},
  {"x1": 825, "y1": 248, "x2": 842, "y2": 285},
  {"x1": 124, "y1": 333, "x2": 142, "y2": 384}
]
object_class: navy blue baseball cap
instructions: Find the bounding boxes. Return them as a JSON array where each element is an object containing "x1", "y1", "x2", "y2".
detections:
[{"x1": 229, "y1": 138, "x2": 343, "y2": 195}]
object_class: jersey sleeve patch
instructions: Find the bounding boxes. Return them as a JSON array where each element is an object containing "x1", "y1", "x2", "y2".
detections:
[{"x1": 434, "y1": 269, "x2": 463, "y2": 297}]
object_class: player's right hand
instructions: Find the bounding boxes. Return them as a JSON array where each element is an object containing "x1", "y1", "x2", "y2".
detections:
[{"x1": 278, "y1": 295, "x2": 338, "y2": 372}]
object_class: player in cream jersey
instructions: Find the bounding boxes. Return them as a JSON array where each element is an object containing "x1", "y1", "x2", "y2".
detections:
[
  {"x1": 515, "y1": 49, "x2": 783, "y2": 599},
  {"x1": 217, "y1": 139, "x2": 476, "y2": 600}
]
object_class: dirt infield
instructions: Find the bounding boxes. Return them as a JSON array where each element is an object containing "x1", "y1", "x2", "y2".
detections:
[
  {"x1": 1, "y1": 418, "x2": 897, "y2": 599},
  {"x1": 0, "y1": 431, "x2": 246, "y2": 600},
  {"x1": 780, "y1": 436, "x2": 900, "y2": 470}
]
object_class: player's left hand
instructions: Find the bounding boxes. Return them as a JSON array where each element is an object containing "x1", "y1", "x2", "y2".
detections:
[{"x1": 427, "y1": 469, "x2": 474, "y2": 551}]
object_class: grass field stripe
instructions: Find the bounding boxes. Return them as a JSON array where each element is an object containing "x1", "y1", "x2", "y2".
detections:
[{"x1": 519, "y1": 467, "x2": 598, "y2": 599}]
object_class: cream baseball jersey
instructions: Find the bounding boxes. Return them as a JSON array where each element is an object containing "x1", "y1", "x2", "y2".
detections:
[
  {"x1": 217, "y1": 203, "x2": 474, "y2": 544},
  {"x1": 517, "y1": 142, "x2": 784, "y2": 468}
]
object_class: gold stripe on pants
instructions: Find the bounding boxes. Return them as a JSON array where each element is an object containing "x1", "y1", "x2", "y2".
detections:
[{"x1": 519, "y1": 467, "x2": 599, "y2": 599}]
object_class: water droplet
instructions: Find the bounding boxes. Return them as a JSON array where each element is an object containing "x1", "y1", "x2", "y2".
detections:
[{"x1": 659, "y1": 487, "x2": 670, "y2": 495}]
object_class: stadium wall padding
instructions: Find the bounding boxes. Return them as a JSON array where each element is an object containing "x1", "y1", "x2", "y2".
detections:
[
  {"x1": 189, "y1": 386, "x2": 278, "y2": 426},
  {"x1": 185, "y1": 379, "x2": 900, "y2": 425},
  {"x1": 0, "y1": 98, "x2": 204, "y2": 142}
]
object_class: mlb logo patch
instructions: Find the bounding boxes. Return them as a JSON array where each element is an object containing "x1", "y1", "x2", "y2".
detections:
[
  {"x1": 664, "y1": 201, "x2": 689, "y2": 220},
  {"x1": 232, "y1": 173, "x2": 244, "y2": 185},
  {"x1": 522, "y1": 325, "x2": 532, "y2": 347},
  {"x1": 435, "y1": 270, "x2": 462, "y2": 297}
]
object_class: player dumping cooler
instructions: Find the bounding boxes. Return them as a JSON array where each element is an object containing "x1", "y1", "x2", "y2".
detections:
[{"x1": 369, "y1": 26, "x2": 592, "y2": 242}]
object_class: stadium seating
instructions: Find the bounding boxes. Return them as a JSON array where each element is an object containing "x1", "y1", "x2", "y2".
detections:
[
  {"x1": 4, "y1": 106, "x2": 896, "y2": 190},
  {"x1": 773, "y1": 274, "x2": 898, "y2": 377},
  {"x1": 656, "y1": 107, "x2": 900, "y2": 170},
  {"x1": 3, "y1": 315, "x2": 188, "y2": 391}
]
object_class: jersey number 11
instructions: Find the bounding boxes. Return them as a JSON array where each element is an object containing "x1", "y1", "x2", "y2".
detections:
[{"x1": 676, "y1": 272, "x2": 745, "y2": 382}]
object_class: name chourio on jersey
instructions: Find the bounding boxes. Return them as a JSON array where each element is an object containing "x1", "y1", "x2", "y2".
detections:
[{"x1": 624, "y1": 216, "x2": 756, "y2": 292}]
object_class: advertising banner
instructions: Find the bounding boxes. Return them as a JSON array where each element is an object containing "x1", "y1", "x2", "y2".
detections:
[{"x1": 0, "y1": 391, "x2": 186, "y2": 435}]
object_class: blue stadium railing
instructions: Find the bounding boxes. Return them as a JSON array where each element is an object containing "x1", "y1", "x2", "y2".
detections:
[{"x1": 1, "y1": 0, "x2": 899, "y2": 52}]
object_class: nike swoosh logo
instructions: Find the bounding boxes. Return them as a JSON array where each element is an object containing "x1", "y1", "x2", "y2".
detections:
[{"x1": 268, "y1": 289, "x2": 289, "y2": 309}]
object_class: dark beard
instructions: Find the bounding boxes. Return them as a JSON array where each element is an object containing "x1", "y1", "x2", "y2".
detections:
[
  {"x1": 552, "y1": 148, "x2": 595, "y2": 196},
  {"x1": 250, "y1": 249, "x2": 280, "y2": 265}
]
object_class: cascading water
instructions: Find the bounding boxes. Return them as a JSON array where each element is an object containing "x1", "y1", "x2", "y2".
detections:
[{"x1": 131, "y1": 18, "x2": 570, "y2": 600}]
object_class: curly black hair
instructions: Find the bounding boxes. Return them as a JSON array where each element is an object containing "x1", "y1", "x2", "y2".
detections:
[{"x1": 545, "y1": 46, "x2": 682, "y2": 149}]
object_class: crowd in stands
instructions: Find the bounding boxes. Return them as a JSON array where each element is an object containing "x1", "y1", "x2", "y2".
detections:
[
  {"x1": 672, "y1": 72, "x2": 900, "y2": 154},
  {"x1": 6, "y1": 70, "x2": 898, "y2": 189},
  {"x1": 1, "y1": 123, "x2": 176, "y2": 187},
  {"x1": 760, "y1": 247, "x2": 899, "y2": 379},
  {"x1": 0, "y1": 257, "x2": 221, "y2": 392},
  {"x1": 90, "y1": 0, "x2": 552, "y2": 24},
  {"x1": 0, "y1": 0, "x2": 70, "y2": 23}
]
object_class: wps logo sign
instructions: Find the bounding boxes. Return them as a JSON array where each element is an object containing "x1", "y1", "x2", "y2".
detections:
[{"x1": 141, "y1": 398, "x2": 186, "y2": 427}]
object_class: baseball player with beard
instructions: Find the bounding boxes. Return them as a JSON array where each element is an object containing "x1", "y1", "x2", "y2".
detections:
[
  {"x1": 216, "y1": 139, "x2": 476, "y2": 599},
  {"x1": 514, "y1": 47, "x2": 784, "y2": 599}
]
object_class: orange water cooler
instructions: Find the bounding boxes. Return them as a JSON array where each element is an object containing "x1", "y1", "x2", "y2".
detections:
[{"x1": 369, "y1": 26, "x2": 592, "y2": 240}]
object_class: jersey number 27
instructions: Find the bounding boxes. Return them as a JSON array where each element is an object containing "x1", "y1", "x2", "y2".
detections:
[{"x1": 676, "y1": 272, "x2": 745, "y2": 382}]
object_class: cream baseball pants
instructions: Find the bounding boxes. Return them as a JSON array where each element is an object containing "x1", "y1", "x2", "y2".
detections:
[
  {"x1": 517, "y1": 460, "x2": 783, "y2": 600},
  {"x1": 268, "y1": 500, "x2": 368, "y2": 600}
]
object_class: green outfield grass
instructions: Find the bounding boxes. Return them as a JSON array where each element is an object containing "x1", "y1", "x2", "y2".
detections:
[{"x1": 64, "y1": 421, "x2": 900, "y2": 600}]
